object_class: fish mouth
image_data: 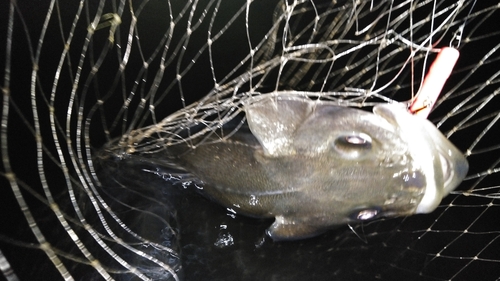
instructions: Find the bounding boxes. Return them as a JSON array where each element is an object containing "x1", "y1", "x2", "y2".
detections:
[
  {"x1": 414, "y1": 120, "x2": 469, "y2": 214},
  {"x1": 438, "y1": 151, "x2": 469, "y2": 195},
  {"x1": 372, "y1": 103, "x2": 468, "y2": 214}
]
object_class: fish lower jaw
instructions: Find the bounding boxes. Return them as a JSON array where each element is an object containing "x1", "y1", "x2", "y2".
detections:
[{"x1": 415, "y1": 181, "x2": 440, "y2": 214}]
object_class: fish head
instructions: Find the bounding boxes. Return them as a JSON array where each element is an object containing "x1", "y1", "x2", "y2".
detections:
[
  {"x1": 371, "y1": 103, "x2": 469, "y2": 214},
  {"x1": 246, "y1": 95, "x2": 468, "y2": 237}
]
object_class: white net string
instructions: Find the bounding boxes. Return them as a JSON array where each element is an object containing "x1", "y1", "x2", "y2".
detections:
[{"x1": 1, "y1": 0, "x2": 500, "y2": 280}]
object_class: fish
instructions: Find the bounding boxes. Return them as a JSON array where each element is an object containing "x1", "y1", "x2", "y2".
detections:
[{"x1": 117, "y1": 94, "x2": 469, "y2": 241}]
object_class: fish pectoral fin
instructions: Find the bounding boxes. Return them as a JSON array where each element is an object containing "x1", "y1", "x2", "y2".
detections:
[
  {"x1": 245, "y1": 95, "x2": 315, "y2": 156},
  {"x1": 266, "y1": 215, "x2": 325, "y2": 241}
]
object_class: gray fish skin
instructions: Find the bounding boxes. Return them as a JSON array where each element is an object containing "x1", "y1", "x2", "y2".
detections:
[{"x1": 140, "y1": 95, "x2": 469, "y2": 240}]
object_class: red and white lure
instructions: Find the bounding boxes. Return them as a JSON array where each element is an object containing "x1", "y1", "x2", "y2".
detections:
[{"x1": 409, "y1": 47, "x2": 460, "y2": 118}]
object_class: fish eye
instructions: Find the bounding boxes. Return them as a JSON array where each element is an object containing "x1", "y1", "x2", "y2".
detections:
[
  {"x1": 333, "y1": 133, "x2": 372, "y2": 158},
  {"x1": 349, "y1": 207, "x2": 382, "y2": 221},
  {"x1": 344, "y1": 134, "x2": 371, "y2": 145}
]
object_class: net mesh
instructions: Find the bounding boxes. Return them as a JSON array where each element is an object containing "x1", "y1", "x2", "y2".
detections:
[{"x1": 1, "y1": 0, "x2": 500, "y2": 280}]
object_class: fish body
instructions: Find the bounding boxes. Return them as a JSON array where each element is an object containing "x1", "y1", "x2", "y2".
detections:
[{"x1": 142, "y1": 95, "x2": 469, "y2": 240}]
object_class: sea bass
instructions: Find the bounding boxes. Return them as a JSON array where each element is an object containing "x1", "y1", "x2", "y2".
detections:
[{"x1": 125, "y1": 94, "x2": 469, "y2": 240}]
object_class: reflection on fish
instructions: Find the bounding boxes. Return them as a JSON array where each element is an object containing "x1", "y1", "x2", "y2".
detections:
[{"x1": 113, "y1": 94, "x2": 468, "y2": 240}]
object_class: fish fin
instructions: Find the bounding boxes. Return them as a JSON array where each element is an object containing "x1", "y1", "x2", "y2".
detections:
[
  {"x1": 245, "y1": 95, "x2": 314, "y2": 156},
  {"x1": 266, "y1": 215, "x2": 325, "y2": 241},
  {"x1": 372, "y1": 103, "x2": 408, "y2": 127}
]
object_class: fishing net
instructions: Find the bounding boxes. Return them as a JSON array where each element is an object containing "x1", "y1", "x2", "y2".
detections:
[{"x1": 1, "y1": 0, "x2": 500, "y2": 280}]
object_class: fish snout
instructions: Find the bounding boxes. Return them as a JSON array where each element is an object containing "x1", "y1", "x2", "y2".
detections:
[
  {"x1": 373, "y1": 103, "x2": 468, "y2": 214},
  {"x1": 414, "y1": 120, "x2": 469, "y2": 214}
]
